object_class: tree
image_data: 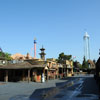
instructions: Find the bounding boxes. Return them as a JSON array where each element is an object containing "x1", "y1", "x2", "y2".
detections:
[
  {"x1": 4, "y1": 53, "x2": 12, "y2": 60},
  {"x1": 93, "y1": 59, "x2": 96, "y2": 65},
  {"x1": 0, "y1": 52, "x2": 5, "y2": 57},
  {"x1": 82, "y1": 56, "x2": 88, "y2": 69},
  {"x1": 57, "y1": 52, "x2": 72, "y2": 64},
  {"x1": 73, "y1": 60, "x2": 82, "y2": 69},
  {"x1": 0, "y1": 51, "x2": 12, "y2": 60}
]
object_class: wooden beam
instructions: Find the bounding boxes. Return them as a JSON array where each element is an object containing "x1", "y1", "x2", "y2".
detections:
[
  {"x1": 43, "y1": 68, "x2": 45, "y2": 75},
  {"x1": 67, "y1": 68, "x2": 68, "y2": 76},
  {"x1": 22, "y1": 70, "x2": 25, "y2": 81},
  {"x1": 28, "y1": 69, "x2": 30, "y2": 83},
  {"x1": 4, "y1": 70, "x2": 8, "y2": 82},
  {"x1": 62, "y1": 68, "x2": 63, "y2": 78}
]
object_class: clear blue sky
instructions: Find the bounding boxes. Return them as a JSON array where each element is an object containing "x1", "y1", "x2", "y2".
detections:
[{"x1": 0, "y1": 0, "x2": 100, "y2": 63}]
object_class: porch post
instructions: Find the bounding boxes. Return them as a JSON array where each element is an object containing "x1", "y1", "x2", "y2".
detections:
[
  {"x1": 32, "y1": 70, "x2": 34, "y2": 82},
  {"x1": 57, "y1": 68, "x2": 59, "y2": 79},
  {"x1": 64, "y1": 68, "x2": 65, "y2": 78},
  {"x1": 4, "y1": 70, "x2": 8, "y2": 82},
  {"x1": 28, "y1": 69, "x2": 30, "y2": 83},
  {"x1": 65, "y1": 67, "x2": 67, "y2": 77},
  {"x1": 22, "y1": 70, "x2": 25, "y2": 81},
  {"x1": 43, "y1": 68, "x2": 45, "y2": 75},
  {"x1": 47, "y1": 70, "x2": 49, "y2": 81},
  {"x1": 67, "y1": 68, "x2": 68, "y2": 76},
  {"x1": 64, "y1": 67, "x2": 66, "y2": 77},
  {"x1": 62, "y1": 68, "x2": 63, "y2": 78}
]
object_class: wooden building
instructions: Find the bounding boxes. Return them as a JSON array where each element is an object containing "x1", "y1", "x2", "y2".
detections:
[
  {"x1": 87, "y1": 59, "x2": 95, "y2": 74},
  {"x1": 0, "y1": 57, "x2": 74, "y2": 83},
  {"x1": 46, "y1": 58, "x2": 58, "y2": 80},
  {"x1": 0, "y1": 61, "x2": 48, "y2": 83},
  {"x1": 65, "y1": 60, "x2": 74, "y2": 76},
  {"x1": 58, "y1": 60, "x2": 74, "y2": 78},
  {"x1": 25, "y1": 59, "x2": 48, "y2": 82},
  {"x1": 58, "y1": 63, "x2": 64, "y2": 78},
  {"x1": 0, "y1": 62, "x2": 32, "y2": 82}
]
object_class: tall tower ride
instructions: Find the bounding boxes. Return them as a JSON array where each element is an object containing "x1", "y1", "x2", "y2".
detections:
[
  {"x1": 83, "y1": 32, "x2": 90, "y2": 61},
  {"x1": 34, "y1": 38, "x2": 37, "y2": 58}
]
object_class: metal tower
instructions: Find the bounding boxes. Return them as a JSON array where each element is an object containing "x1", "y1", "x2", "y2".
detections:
[
  {"x1": 34, "y1": 38, "x2": 37, "y2": 58},
  {"x1": 83, "y1": 32, "x2": 90, "y2": 61},
  {"x1": 39, "y1": 46, "x2": 46, "y2": 60}
]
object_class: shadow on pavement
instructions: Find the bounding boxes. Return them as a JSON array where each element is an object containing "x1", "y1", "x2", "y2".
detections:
[
  {"x1": 29, "y1": 77, "x2": 79, "y2": 100},
  {"x1": 29, "y1": 87, "x2": 56, "y2": 100},
  {"x1": 29, "y1": 79, "x2": 70, "y2": 100},
  {"x1": 77, "y1": 77, "x2": 99, "y2": 97},
  {"x1": 30, "y1": 77, "x2": 100, "y2": 100},
  {"x1": 9, "y1": 76, "x2": 100, "y2": 100}
]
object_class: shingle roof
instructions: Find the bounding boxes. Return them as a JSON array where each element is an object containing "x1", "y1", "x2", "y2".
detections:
[{"x1": 0, "y1": 62, "x2": 47, "y2": 69}]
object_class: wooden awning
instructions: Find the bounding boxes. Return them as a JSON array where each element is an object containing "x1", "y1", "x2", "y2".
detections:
[
  {"x1": 0, "y1": 62, "x2": 47, "y2": 70},
  {"x1": 48, "y1": 68, "x2": 56, "y2": 71}
]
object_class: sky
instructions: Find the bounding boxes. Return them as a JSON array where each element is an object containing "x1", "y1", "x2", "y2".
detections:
[{"x1": 0, "y1": 0, "x2": 100, "y2": 63}]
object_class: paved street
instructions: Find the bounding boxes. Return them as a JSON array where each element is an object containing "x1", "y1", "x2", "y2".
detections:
[
  {"x1": 30, "y1": 74, "x2": 99, "y2": 100},
  {"x1": 47, "y1": 75, "x2": 99, "y2": 100},
  {"x1": 0, "y1": 74, "x2": 99, "y2": 100},
  {"x1": 0, "y1": 77, "x2": 73, "y2": 100}
]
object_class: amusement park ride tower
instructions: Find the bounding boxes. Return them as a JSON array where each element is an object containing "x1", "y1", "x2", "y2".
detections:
[
  {"x1": 83, "y1": 32, "x2": 90, "y2": 61},
  {"x1": 34, "y1": 38, "x2": 37, "y2": 58}
]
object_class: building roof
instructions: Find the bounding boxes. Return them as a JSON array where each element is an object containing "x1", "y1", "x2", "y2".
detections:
[
  {"x1": 25, "y1": 59, "x2": 47, "y2": 65},
  {"x1": 46, "y1": 58, "x2": 56, "y2": 62},
  {"x1": 11, "y1": 53, "x2": 25, "y2": 60},
  {"x1": 0, "y1": 57, "x2": 6, "y2": 60},
  {"x1": 11, "y1": 53, "x2": 32, "y2": 60},
  {"x1": 88, "y1": 59, "x2": 95, "y2": 68},
  {"x1": 0, "y1": 61, "x2": 47, "y2": 69},
  {"x1": 31, "y1": 64, "x2": 47, "y2": 68}
]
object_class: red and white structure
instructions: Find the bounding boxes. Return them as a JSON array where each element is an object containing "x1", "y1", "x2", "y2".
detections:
[{"x1": 34, "y1": 38, "x2": 37, "y2": 58}]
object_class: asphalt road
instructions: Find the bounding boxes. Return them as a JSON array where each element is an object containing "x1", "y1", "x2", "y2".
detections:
[
  {"x1": 41, "y1": 74, "x2": 99, "y2": 100},
  {"x1": 0, "y1": 74, "x2": 99, "y2": 100}
]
